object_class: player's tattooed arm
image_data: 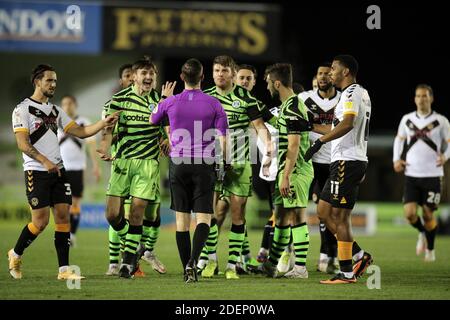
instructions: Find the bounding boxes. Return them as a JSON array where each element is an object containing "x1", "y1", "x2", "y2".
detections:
[
  {"x1": 15, "y1": 131, "x2": 61, "y2": 175},
  {"x1": 23, "y1": 143, "x2": 41, "y2": 160},
  {"x1": 15, "y1": 131, "x2": 44, "y2": 161}
]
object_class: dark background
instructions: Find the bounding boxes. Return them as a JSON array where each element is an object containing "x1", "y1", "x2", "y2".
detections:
[
  {"x1": 0, "y1": 0, "x2": 448, "y2": 202},
  {"x1": 161, "y1": 1, "x2": 449, "y2": 134},
  {"x1": 158, "y1": 0, "x2": 450, "y2": 202}
]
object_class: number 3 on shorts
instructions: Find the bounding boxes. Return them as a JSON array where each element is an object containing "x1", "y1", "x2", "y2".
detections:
[{"x1": 64, "y1": 183, "x2": 72, "y2": 196}]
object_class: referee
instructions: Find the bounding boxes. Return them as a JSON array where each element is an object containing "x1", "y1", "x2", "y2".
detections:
[{"x1": 150, "y1": 58, "x2": 228, "y2": 283}]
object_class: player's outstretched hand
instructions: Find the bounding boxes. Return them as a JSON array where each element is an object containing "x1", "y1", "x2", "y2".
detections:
[
  {"x1": 104, "y1": 111, "x2": 121, "y2": 127},
  {"x1": 161, "y1": 81, "x2": 177, "y2": 98},
  {"x1": 304, "y1": 139, "x2": 324, "y2": 162}
]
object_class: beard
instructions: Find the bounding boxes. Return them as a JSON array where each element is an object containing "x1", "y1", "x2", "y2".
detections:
[
  {"x1": 215, "y1": 78, "x2": 232, "y2": 90},
  {"x1": 43, "y1": 90, "x2": 54, "y2": 98},
  {"x1": 318, "y1": 82, "x2": 332, "y2": 92},
  {"x1": 270, "y1": 90, "x2": 279, "y2": 99}
]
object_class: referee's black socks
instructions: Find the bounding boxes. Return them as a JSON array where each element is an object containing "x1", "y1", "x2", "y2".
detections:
[
  {"x1": 190, "y1": 223, "x2": 210, "y2": 266},
  {"x1": 176, "y1": 231, "x2": 191, "y2": 271}
]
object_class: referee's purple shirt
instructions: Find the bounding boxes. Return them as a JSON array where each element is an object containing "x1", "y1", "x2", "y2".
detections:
[{"x1": 151, "y1": 89, "x2": 228, "y2": 159}]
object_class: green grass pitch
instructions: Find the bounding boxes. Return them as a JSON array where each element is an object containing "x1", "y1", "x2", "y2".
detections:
[{"x1": 1, "y1": 210, "x2": 450, "y2": 300}]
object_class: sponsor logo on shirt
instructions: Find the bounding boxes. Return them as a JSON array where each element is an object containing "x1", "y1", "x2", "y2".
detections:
[
  {"x1": 123, "y1": 114, "x2": 149, "y2": 122},
  {"x1": 37, "y1": 116, "x2": 57, "y2": 131}
]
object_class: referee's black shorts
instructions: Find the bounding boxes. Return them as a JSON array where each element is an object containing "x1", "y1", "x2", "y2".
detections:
[{"x1": 169, "y1": 158, "x2": 216, "y2": 214}]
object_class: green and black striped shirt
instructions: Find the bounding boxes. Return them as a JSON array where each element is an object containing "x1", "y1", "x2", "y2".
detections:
[
  {"x1": 277, "y1": 95, "x2": 313, "y2": 175},
  {"x1": 204, "y1": 85, "x2": 262, "y2": 162},
  {"x1": 105, "y1": 85, "x2": 161, "y2": 160}
]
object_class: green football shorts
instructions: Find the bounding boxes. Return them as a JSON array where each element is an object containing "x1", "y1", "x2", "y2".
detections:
[
  {"x1": 214, "y1": 161, "x2": 252, "y2": 197},
  {"x1": 273, "y1": 171, "x2": 313, "y2": 208},
  {"x1": 107, "y1": 158, "x2": 160, "y2": 202}
]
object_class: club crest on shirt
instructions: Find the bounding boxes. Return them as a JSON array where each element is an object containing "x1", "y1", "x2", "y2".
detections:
[
  {"x1": 232, "y1": 100, "x2": 241, "y2": 109},
  {"x1": 31, "y1": 197, "x2": 39, "y2": 207},
  {"x1": 149, "y1": 103, "x2": 156, "y2": 112}
]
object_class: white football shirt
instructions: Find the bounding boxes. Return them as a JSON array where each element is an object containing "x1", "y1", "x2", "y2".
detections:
[
  {"x1": 299, "y1": 89, "x2": 340, "y2": 164},
  {"x1": 12, "y1": 98, "x2": 75, "y2": 171},
  {"x1": 331, "y1": 84, "x2": 371, "y2": 162},
  {"x1": 395, "y1": 111, "x2": 450, "y2": 177}
]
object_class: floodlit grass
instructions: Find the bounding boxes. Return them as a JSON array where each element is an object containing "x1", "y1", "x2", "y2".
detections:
[{"x1": 1, "y1": 211, "x2": 449, "y2": 300}]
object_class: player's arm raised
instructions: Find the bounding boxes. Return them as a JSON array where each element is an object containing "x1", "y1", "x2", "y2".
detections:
[
  {"x1": 305, "y1": 114, "x2": 355, "y2": 162},
  {"x1": 312, "y1": 123, "x2": 332, "y2": 135},
  {"x1": 320, "y1": 113, "x2": 354, "y2": 143},
  {"x1": 66, "y1": 111, "x2": 120, "y2": 138}
]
